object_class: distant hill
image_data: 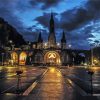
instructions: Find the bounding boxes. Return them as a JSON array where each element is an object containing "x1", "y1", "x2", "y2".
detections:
[{"x1": 0, "y1": 17, "x2": 26, "y2": 47}]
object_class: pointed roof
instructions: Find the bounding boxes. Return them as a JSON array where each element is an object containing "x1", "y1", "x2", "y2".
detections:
[
  {"x1": 49, "y1": 12, "x2": 55, "y2": 34},
  {"x1": 38, "y1": 32, "x2": 43, "y2": 43},
  {"x1": 50, "y1": 12, "x2": 54, "y2": 20},
  {"x1": 61, "y1": 31, "x2": 66, "y2": 43},
  {"x1": 50, "y1": 12, "x2": 54, "y2": 24}
]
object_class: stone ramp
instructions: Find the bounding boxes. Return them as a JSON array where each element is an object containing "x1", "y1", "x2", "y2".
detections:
[{"x1": 28, "y1": 67, "x2": 82, "y2": 99}]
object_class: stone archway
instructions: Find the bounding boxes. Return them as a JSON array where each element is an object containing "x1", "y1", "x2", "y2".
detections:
[
  {"x1": 61, "y1": 52, "x2": 69, "y2": 65},
  {"x1": 78, "y1": 53, "x2": 86, "y2": 64},
  {"x1": 44, "y1": 51, "x2": 61, "y2": 65},
  {"x1": 19, "y1": 52, "x2": 27, "y2": 65},
  {"x1": 34, "y1": 53, "x2": 43, "y2": 63},
  {"x1": 11, "y1": 52, "x2": 18, "y2": 65}
]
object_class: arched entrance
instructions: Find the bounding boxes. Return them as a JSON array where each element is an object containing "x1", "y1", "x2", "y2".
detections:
[
  {"x1": 11, "y1": 52, "x2": 18, "y2": 65},
  {"x1": 34, "y1": 53, "x2": 43, "y2": 63},
  {"x1": 19, "y1": 52, "x2": 27, "y2": 65},
  {"x1": 44, "y1": 51, "x2": 61, "y2": 65}
]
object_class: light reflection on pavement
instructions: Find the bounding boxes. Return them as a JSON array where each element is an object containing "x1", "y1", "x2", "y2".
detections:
[
  {"x1": 0, "y1": 66, "x2": 46, "y2": 94},
  {"x1": 28, "y1": 67, "x2": 81, "y2": 100},
  {"x1": 0, "y1": 66, "x2": 100, "y2": 100},
  {"x1": 60, "y1": 66, "x2": 100, "y2": 96}
]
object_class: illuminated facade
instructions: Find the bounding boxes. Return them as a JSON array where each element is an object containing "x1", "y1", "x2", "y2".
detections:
[{"x1": 7, "y1": 13, "x2": 89, "y2": 66}]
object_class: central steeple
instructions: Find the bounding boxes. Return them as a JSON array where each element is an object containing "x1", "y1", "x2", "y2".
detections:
[
  {"x1": 48, "y1": 13, "x2": 56, "y2": 48},
  {"x1": 49, "y1": 13, "x2": 55, "y2": 33}
]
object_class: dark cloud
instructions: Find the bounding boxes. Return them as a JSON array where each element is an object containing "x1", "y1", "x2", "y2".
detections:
[
  {"x1": 33, "y1": 1, "x2": 98, "y2": 32},
  {"x1": 15, "y1": 0, "x2": 32, "y2": 12},
  {"x1": 65, "y1": 33, "x2": 90, "y2": 49},
  {"x1": 30, "y1": 0, "x2": 62, "y2": 9},
  {"x1": 23, "y1": 30, "x2": 38, "y2": 42},
  {"x1": 0, "y1": 0, "x2": 12, "y2": 5},
  {"x1": 87, "y1": 0, "x2": 100, "y2": 11},
  {"x1": 35, "y1": 13, "x2": 50, "y2": 28},
  {"x1": 30, "y1": 0, "x2": 100, "y2": 33},
  {"x1": 0, "y1": 0, "x2": 25, "y2": 32},
  {"x1": 0, "y1": 8, "x2": 24, "y2": 33},
  {"x1": 23, "y1": 28, "x2": 49, "y2": 42},
  {"x1": 34, "y1": 12, "x2": 59, "y2": 29},
  {"x1": 60, "y1": 8, "x2": 94, "y2": 31},
  {"x1": 85, "y1": 0, "x2": 100, "y2": 19},
  {"x1": 59, "y1": 0, "x2": 100, "y2": 32}
]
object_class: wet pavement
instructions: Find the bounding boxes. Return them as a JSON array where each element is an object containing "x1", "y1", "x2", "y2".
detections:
[
  {"x1": 60, "y1": 67, "x2": 100, "y2": 96},
  {"x1": 0, "y1": 66, "x2": 100, "y2": 100},
  {"x1": 29, "y1": 67, "x2": 75, "y2": 99},
  {"x1": 0, "y1": 66, "x2": 46, "y2": 94}
]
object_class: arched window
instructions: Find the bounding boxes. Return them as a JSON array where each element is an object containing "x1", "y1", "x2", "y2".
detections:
[
  {"x1": 11, "y1": 52, "x2": 18, "y2": 63},
  {"x1": 19, "y1": 52, "x2": 27, "y2": 65}
]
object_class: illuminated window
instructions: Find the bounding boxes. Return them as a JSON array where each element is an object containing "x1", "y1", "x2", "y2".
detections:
[
  {"x1": 19, "y1": 52, "x2": 27, "y2": 65},
  {"x1": 11, "y1": 52, "x2": 18, "y2": 63}
]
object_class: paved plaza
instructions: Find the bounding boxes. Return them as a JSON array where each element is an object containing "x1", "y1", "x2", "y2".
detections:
[{"x1": 0, "y1": 66, "x2": 100, "y2": 100}]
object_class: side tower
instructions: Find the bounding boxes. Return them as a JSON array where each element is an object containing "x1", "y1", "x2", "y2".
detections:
[
  {"x1": 37, "y1": 32, "x2": 43, "y2": 49},
  {"x1": 61, "y1": 31, "x2": 66, "y2": 49},
  {"x1": 48, "y1": 13, "x2": 56, "y2": 48}
]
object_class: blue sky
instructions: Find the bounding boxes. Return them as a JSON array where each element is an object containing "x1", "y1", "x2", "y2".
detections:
[{"x1": 0, "y1": 0, "x2": 100, "y2": 49}]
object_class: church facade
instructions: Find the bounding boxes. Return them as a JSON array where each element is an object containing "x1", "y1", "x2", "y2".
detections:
[{"x1": 9, "y1": 14, "x2": 90, "y2": 66}]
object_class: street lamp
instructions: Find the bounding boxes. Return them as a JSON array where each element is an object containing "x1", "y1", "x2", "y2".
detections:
[
  {"x1": 57, "y1": 43, "x2": 60, "y2": 48},
  {"x1": 16, "y1": 70, "x2": 23, "y2": 94},
  {"x1": 28, "y1": 42, "x2": 31, "y2": 50},
  {"x1": 9, "y1": 40, "x2": 15, "y2": 50},
  {"x1": 44, "y1": 42, "x2": 47, "y2": 48},
  {"x1": 9, "y1": 40, "x2": 13, "y2": 50},
  {"x1": 68, "y1": 44, "x2": 72, "y2": 49}
]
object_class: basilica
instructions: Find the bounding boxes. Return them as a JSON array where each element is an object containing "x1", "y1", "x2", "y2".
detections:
[{"x1": 9, "y1": 13, "x2": 89, "y2": 66}]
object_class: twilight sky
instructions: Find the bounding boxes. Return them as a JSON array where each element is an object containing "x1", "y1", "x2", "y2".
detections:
[{"x1": 0, "y1": 0, "x2": 100, "y2": 49}]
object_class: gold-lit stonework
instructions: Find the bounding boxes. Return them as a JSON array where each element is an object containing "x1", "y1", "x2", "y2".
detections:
[{"x1": 44, "y1": 51, "x2": 61, "y2": 65}]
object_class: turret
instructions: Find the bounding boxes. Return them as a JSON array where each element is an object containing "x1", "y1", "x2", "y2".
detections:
[
  {"x1": 37, "y1": 32, "x2": 43, "y2": 49},
  {"x1": 61, "y1": 31, "x2": 66, "y2": 49}
]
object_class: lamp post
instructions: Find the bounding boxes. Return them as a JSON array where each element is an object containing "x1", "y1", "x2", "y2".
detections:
[
  {"x1": 1, "y1": 53, "x2": 4, "y2": 66},
  {"x1": 28, "y1": 42, "x2": 31, "y2": 50},
  {"x1": 16, "y1": 70, "x2": 23, "y2": 94},
  {"x1": 91, "y1": 47, "x2": 93, "y2": 66},
  {"x1": 12, "y1": 44, "x2": 15, "y2": 51},
  {"x1": 9, "y1": 40, "x2": 15, "y2": 51},
  {"x1": 72, "y1": 57, "x2": 74, "y2": 67},
  {"x1": 68, "y1": 44, "x2": 72, "y2": 66},
  {"x1": 9, "y1": 40, "x2": 12, "y2": 50},
  {"x1": 87, "y1": 70, "x2": 94, "y2": 96},
  {"x1": 90, "y1": 44, "x2": 94, "y2": 66}
]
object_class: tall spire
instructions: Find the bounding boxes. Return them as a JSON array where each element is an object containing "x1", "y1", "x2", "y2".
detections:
[
  {"x1": 49, "y1": 12, "x2": 55, "y2": 33},
  {"x1": 38, "y1": 32, "x2": 43, "y2": 43},
  {"x1": 48, "y1": 12, "x2": 56, "y2": 48}
]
